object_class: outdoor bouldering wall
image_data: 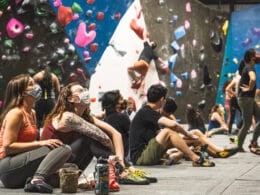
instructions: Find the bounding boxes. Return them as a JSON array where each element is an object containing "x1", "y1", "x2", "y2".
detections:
[{"x1": 140, "y1": 0, "x2": 229, "y2": 122}]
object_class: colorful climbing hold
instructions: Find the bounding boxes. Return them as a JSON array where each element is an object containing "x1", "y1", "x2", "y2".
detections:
[
  {"x1": 97, "y1": 12, "x2": 104, "y2": 20},
  {"x1": 57, "y1": 5, "x2": 73, "y2": 27},
  {"x1": 6, "y1": 18, "x2": 24, "y2": 38},
  {"x1": 90, "y1": 43, "x2": 98, "y2": 52},
  {"x1": 72, "y1": 2, "x2": 83, "y2": 13},
  {"x1": 75, "y1": 22, "x2": 96, "y2": 48}
]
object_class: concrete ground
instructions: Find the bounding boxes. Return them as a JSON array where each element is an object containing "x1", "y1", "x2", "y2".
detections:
[{"x1": 1, "y1": 133, "x2": 260, "y2": 195}]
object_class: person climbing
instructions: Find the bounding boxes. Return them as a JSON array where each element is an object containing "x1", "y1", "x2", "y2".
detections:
[{"x1": 127, "y1": 33, "x2": 168, "y2": 91}]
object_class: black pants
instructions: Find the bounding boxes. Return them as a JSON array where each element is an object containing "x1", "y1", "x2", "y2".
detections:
[
  {"x1": 228, "y1": 96, "x2": 242, "y2": 134},
  {"x1": 68, "y1": 136, "x2": 113, "y2": 170},
  {"x1": 35, "y1": 98, "x2": 55, "y2": 130}
]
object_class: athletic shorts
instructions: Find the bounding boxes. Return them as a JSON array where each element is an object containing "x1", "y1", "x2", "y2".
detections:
[{"x1": 136, "y1": 138, "x2": 166, "y2": 165}]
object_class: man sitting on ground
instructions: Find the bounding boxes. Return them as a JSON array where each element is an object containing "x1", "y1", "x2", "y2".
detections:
[{"x1": 129, "y1": 84, "x2": 215, "y2": 167}]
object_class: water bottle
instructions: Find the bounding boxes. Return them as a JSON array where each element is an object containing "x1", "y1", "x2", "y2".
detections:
[{"x1": 94, "y1": 157, "x2": 109, "y2": 195}]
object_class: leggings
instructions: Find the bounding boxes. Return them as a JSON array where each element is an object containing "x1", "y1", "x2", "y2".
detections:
[
  {"x1": 238, "y1": 97, "x2": 260, "y2": 149},
  {"x1": 0, "y1": 145, "x2": 71, "y2": 188},
  {"x1": 228, "y1": 96, "x2": 242, "y2": 134},
  {"x1": 35, "y1": 98, "x2": 55, "y2": 130},
  {"x1": 68, "y1": 136, "x2": 113, "y2": 170},
  {"x1": 207, "y1": 127, "x2": 227, "y2": 136}
]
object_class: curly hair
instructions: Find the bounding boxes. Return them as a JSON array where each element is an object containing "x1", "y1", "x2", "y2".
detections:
[{"x1": 45, "y1": 82, "x2": 94, "y2": 124}]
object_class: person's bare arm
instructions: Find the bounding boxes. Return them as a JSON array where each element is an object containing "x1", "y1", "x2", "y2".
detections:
[
  {"x1": 225, "y1": 80, "x2": 236, "y2": 97},
  {"x1": 61, "y1": 112, "x2": 113, "y2": 150},
  {"x1": 158, "y1": 116, "x2": 198, "y2": 139},
  {"x1": 3, "y1": 109, "x2": 63, "y2": 155},
  {"x1": 33, "y1": 72, "x2": 42, "y2": 82},
  {"x1": 213, "y1": 113, "x2": 228, "y2": 130},
  {"x1": 52, "y1": 73, "x2": 60, "y2": 95}
]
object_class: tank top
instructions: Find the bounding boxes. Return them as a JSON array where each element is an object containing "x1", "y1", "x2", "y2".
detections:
[
  {"x1": 38, "y1": 73, "x2": 55, "y2": 99},
  {"x1": 41, "y1": 121, "x2": 80, "y2": 145},
  {"x1": 208, "y1": 120, "x2": 220, "y2": 131},
  {"x1": 0, "y1": 108, "x2": 38, "y2": 159}
]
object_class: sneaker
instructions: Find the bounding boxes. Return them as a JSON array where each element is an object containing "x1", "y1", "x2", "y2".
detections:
[
  {"x1": 118, "y1": 171, "x2": 150, "y2": 185},
  {"x1": 131, "y1": 168, "x2": 157, "y2": 183},
  {"x1": 216, "y1": 146, "x2": 239, "y2": 158},
  {"x1": 24, "y1": 177, "x2": 53, "y2": 193},
  {"x1": 192, "y1": 156, "x2": 215, "y2": 167},
  {"x1": 78, "y1": 173, "x2": 95, "y2": 190}
]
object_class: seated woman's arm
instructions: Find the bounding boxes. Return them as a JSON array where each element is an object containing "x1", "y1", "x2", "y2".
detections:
[
  {"x1": 61, "y1": 112, "x2": 113, "y2": 150},
  {"x1": 3, "y1": 109, "x2": 62, "y2": 155}
]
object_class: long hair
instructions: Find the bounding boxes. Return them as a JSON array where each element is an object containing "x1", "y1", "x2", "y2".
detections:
[
  {"x1": 45, "y1": 82, "x2": 94, "y2": 124},
  {"x1": 222, "y1": 80, "x2": 232, "y2": 94},
  {"x1": 0, "y1": 74, "x2": 30, "y2": 125},
  {"x1": 244, "y1": 48, "x2": 256, "y2": 64},
  {"x1": 209, "y1": 104, "x2": 220, "y2": 119},
  {"x1": 186, "y1": 104, "x2": 205, "y2": 130},
  {"x1": 238, "y1": 60, "x2": 246, "y2": 76},
  {"x1": 42, "y1": 65, "x2": 52, "y2": 92}
]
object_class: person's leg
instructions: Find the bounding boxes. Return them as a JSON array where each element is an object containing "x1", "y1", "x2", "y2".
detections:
[
  {"x1": 238, "y1": 97, "x2": 254, "y2": 150},
  {"x1": 156, "y1": 129, "x2": 199, "y2": 162},
  {"x1": 0, "y1": 146, "x2": 67, "y2": 188},
  {"x1": 35, "y1": 99, "x2": 44, "y2": 132},
  {"x1": 225, "y1": 102, "x2": 231, "y2": 134},
  {"x1": 251, "y1": 101, "x2": 260, "y2": 144},
  {"x1": 35, "y1": 145, "x2": 71, "y2": 179},
  {"x1": 189, "y1": 130, "x2": 222, "y2": 153},
  {"x1": 135, "y1": 138, "x2": 166, "y2": 165},
  {"x1": 128, "y1": 60, "x2": 149, "y2": 89},
  {"x1": 229, "y1": 97, "x2": 237, "y2": 134},
  {"x1": 128, "y1": 66, "x2": 139, "y2": 83},
  {"x1": 206, "y1": 127, "x2": 227, "y2": 137}
]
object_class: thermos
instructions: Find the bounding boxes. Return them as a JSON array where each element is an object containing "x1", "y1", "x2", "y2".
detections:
[{"x1": 94, "y1": 157, "x2": 109, "y2": 195}]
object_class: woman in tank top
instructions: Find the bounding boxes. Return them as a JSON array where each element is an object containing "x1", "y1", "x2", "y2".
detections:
[{"x1": 0, "y1": 74, "x2": 71, "y2": 193}]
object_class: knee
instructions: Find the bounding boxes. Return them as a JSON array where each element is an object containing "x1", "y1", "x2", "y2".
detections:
[
  {"x1": 190, "y1": 129, "x2": 203, "y2": 136},
  {"x1": 161, "y1": 128, "x2": 178, "y2": 137},
  {"x1": 62, "y1": 144, "x2": 73, "y2": 157}
]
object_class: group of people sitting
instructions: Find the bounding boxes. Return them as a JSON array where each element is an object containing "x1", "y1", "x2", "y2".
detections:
[
  {"x1": 0, "y1": 48, "x2": 259, "y2": 194},
  {"x1": 0, "y1": 74, "x2": 240, "y2": 194}
]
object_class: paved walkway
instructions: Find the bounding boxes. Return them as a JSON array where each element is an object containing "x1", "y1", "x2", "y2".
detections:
[{"x1": 1, "y1": 133, "x2": 260, "y2": 195}]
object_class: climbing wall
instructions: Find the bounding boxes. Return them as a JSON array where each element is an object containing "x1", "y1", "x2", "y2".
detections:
[
  {"x1": 0, "y1": 0, "x2": 229, "y2": 122},
  {"x1": 140, "y1": 0, "x2": 229, "y2": 122},
  {"x1": 216, "y1": 4, "x2": 260, "y2": 105},
  {"x1": 0, "y1": 0, "x2": 134, "y2": 109},
  {"x1": 0, "y1": 0, "x2": 87, "y2": 104}
]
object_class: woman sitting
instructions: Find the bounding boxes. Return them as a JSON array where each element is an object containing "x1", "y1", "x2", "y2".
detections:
[
  {"x1": 0, "y1": 74, "x2": 71, "y2": 193},
  {"x1": 206, "y1": 104, "x2": 229, "y2": 137}
]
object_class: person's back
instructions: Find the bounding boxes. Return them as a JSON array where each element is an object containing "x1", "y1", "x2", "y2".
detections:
[
  {"x1": 33, "y1": 64, "x2": 60, "y2": 131},
  {"x1": 130, "y1": 104, "x2": 161, "y2": 163}
]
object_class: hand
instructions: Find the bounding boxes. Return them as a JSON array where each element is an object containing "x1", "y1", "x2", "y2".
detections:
[{"x1": 39, "y1": 139, "x2": 63, "y2": 149}]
